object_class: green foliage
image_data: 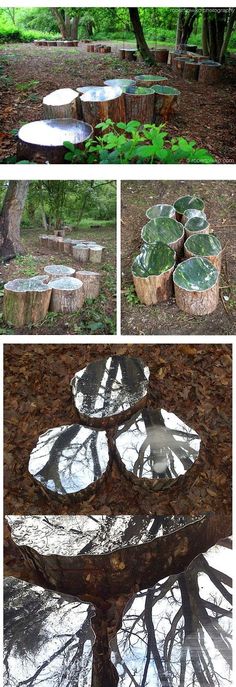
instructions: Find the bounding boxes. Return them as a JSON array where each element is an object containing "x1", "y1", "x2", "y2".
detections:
[
  {"x1": 14, "y1": 254, "x2": 39, "y2": 276},
  {"x1": 124, "y1": 285, "x2": 140, "y2": 305},
  {"x1": 64, "y1": 120, "x2": 216, "y2": 165},
  {"x1": 15, "y1": 79, "x2": 39, "y2": 92}
]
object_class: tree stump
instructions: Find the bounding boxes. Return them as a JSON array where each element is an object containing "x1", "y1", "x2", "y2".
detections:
[
  {"x1": 174, "y1": 195, "x2": 205, "y2": 223},
  {"x1": 17, "y1": 119, "x2": 93, "y2": 164},
  {"x1": 43, "y1": 89, "x2": 81, "y2": 120},
  {"x1": 56, "y1": 40, "x2": 65, "y2": 47},
  {"x1": 87, "y1": 44, "x2": 95, "y2": 52},
  {"x1": 44, "y1": 265, "x2": 76, "y2": 280},
  {"x1": 72, "y1": 244, "x2": 90, "y2": 262},
  {"x1": 63, "y1": 239, "x2": 79, "y2": 254},
  {"x1": 124, "y1": 88, "x2": 155, "y2": 124},
  {"x1": 153, "y1": 86, "x2": 180, "y2": 122},
  {"x1": 123, "y1": 48, "x2": 137, "y2": 61},
  {"x1": 47, "y1": 41, "x2": 57, "y2": 47},
  {"x1": 63, "y1": 41, "x2": 74, "y2": 47},
  {"x1": 185, "y1": 217, "x2": 210, "y2": 237},
  {"x1": 141, "y1": 218, "x2": 184, "y2": 259},
  {"x1": 153, "y1": 48, "x2": 169, "y2": 64},
  {"x1": 3, "y1": 278, "x2": 52, "y2": 327},
  {"x1": 89, "y1": 246, "x2": 104, "y2": 263},
  {"x1": 173, "y1": 57, "x2": 187, "y2": 74},
  {"x1": 80, "y1": 87, "x2": 125, "y2": 127},
  {"x1": 173, "y1": 257, "x2": 219, "y2": 315},
  {"x1": 198, "y1": 63, "x2": 222, "y2": 85},
  {"x1": 183, "y1": 61, "x2": 199, "y2": 81},
  {"x1": 104, "y1": 78, "x2": 136, "y2": 90},
  {"x1": 132, "y1": 243, "x2": 175, "y2": 305},
  {"x1": 184, "y1": 234, "x2": 222, "y2": 271},
  {"x1": 183, "y1": 209, "x2": 207, "y2": 224},
  {"x1": 119, "y1": 49, "x2": 125, "y2": 59},
  {"x1": 135, "y1": 75, "x2": 168, "y2": 88},
  {"x1": 38, "y1": 40, "x2": 47, "y2": 47},
  {"x1": 49, "y1": 277, "x2": 85, "y2": 312},
  {"x1": 53, "y1": 229, "x2": 65, "y2": 237},
  {"x1": 75, "y1": 270, "x2": 101, "y2": 298}
]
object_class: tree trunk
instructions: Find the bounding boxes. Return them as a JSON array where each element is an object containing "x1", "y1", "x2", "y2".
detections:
[
  {"x1": 129, "y1": 8, "x2": 155, "y2": 64},
  {"x1": 72, "y1": 245, "x2": 90, "y2": 262},
  {"x1": 176, "y1": 9, "x2": 185, "y2": 47},
  {"x1": 180, "y1": 10, "x2": 198, "y2": 46},
  {"x1": 219, "y1": 9, "x2": 236, "y2": 63},
  {"x1": 0, "y1": 181, "x2": 29, "y2": 260},
  {"x1": 71, "y1": 16, "x2": 79, "y2": 40},
  {"x1": 202, "y1": 10, "x2": 210, "y2": 56},
  {"x1": 51, "y1": 9, "x2": 68, "y2": 40},
  {"x1": 183, "y1": 61, "x2": 199, "y2": 81}
]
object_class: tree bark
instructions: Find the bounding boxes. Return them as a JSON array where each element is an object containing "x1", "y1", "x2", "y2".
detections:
[
  {"x1": 0, "y1": 181, "x2": 29, "y2": 260},
  {"x1": 129, "y1": 8, "x2": 155, "y2": 64},
  {"x1": 219, "y1": 9, "x2": 236, "y2": 63},
  {"x1": 3, "y1": 279, "x2": 51, "y2": 326},
  {"x1": 71, "y1": 16, "x2": 79, "y2": 40},
  {"x1": 133, "y1": 266, "x2": 174, "y2": 305},
  {"x1": 75, "y1": 270, "x2": 101, "y2": 298},
  {"x1": 51, "y1": 9, "x2": 68, "y2": 40},
  {"x1": 175, "y1": 9, "x2": 185, "y2": 47},
  {"x1": 49, "y1": 277, "x2": 85, "y2": 312},
  {"x1": 202, "y1": 10, "x2": 209, "y2": 56}
]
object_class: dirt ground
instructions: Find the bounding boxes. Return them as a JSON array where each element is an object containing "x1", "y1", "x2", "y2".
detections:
[
  {"x1": 0, "y1": 224, "x2": 116, "y2": 335},
  {"x1": 121, "y1": 180, "x2": 236, "y2": 335},
  {"x1": 1, "y1": 43, "x2": 236, "y2": 163}
]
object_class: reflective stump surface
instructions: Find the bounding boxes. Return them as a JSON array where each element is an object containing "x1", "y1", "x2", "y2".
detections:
[
  {"x1": 71, "y1": 356, "x2": 150, "y2": 428},
  {"x1": 116, "y1": 408, "x2": 200, "y2": 478},
  {"x1": 110, "y1": 540, "x2": 232, "y2": 687},
  {"x1": 28, "y1": 424, "x2": 109, "y2": 495},
  {"x1": 4, "y1": 577, "x2": 95, "y2": 687}
]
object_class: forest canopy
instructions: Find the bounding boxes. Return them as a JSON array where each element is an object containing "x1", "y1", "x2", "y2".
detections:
[{"x1": 0, "y1": 7, "x2": 235, "y2": 54}]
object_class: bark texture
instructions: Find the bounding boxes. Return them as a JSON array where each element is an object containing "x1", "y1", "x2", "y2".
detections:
[
  {"x1": 75, "y1": 271, "x2": 101, "y2": 298},
  {"x1": 49, "y1": 279, "x2": 85, "y2": 313},
  {"x1": 0, "y1": 181, "x2": 29, "y2": 259},
  {"x1": 174, "y1": 280, "x2": 219, "y2": 315},
  {"x1": 133, "y1": 266, "x2": 174, "y2": 305},
  {"x1": 124, "y1": 91, "x2": 155, "y2": 124},
  {"x1": 3, "y1": 283, "x2": 51, "y2": 326}
]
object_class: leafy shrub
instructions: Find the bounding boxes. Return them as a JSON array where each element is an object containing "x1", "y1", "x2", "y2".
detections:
[
  {"x1": 0, "y1": 27, "x2": 21, "y2": 43},
  {"x1": 63, "y1": 120, "x2": 216, "y2": 165},
  {"x1": 0, "y1": 23, "x2": 59, "y2": 43}
]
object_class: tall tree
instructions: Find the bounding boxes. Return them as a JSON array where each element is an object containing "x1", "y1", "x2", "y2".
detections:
[
  {"x1": 0, "y1": 181, "x2": 29, "y2": 260},
  {"x1": 129, "y1": 8, "x2": 155, "y2": 64}
]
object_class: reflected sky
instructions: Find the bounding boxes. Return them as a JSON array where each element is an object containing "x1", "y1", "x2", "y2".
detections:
[
  {"x1": 110, "y1": 541, "x2": 232, "y2": 687},
  {"x1": 4, "y1": 577, "x2": 95, "y2": 687},
  {"x1": 6, "y1": 515, "x2": 204, "y2": 557},
  {"x1": 28, "y1": 424, "x2": 109, "y2": 494},
  {"x1": 71, "y1": 356, "x2": 150, "y2": 421},
  {"x1": 116, "y1": 409, "x2": 200, "y2": 479}
]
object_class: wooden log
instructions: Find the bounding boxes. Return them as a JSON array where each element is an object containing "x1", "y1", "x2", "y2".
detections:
[
  {"x1": 153, "y1": 86, "x2": 180, "y2": 122},
  {"x1": 135, "y1": 75, "x2": 168, "y2": 89},
  {"x1": 75, "y1": 270, "x2": 101, "y2": 298},
  {"x1": 183, "y1": 60, "x2": 199, "y2": 81},
  {"x1": 63, "y1": 239, "x2": 79, "y2": 254},
  {"x1": 89, "y1": 246, "x2": 104, "y2": 263},
  {"x1": 56, "y1": 40, "x2": 65, "y2": 47},
  {"x1": 153, "y1": 48, "x2": 169, "y2": 64},
  {"x1": 184, "y1": 234, "x2": 222, "y2": 271},
  {"x1": 47, "y1": 41, "x2": 57, "y2": 47},
  {"x1": 17, "y1": 119, "x2": 93, "y2": 164},
  {"x1": 38, "y1": 40, "x2": 47, "y2": 47},
  {"x1": 80, "y1": 87, "x2": 125, "y2": 127},
  {"x1": 44, "y1": 265, "x2": 76, "y2": 280},
  {"x1": 49, "y1": 277, "x2": 85, "y2": 312},
  {"x1": 172, "y1": 56, "x2": 186, "y2": 74},
  {"x1": 132, "y1": 267, "x2": 174, "y2": 305},
  {"x1": 43, "y1": 88, "x2": 81, "y2": 120},
  {"x1": 53, "y1": 229, "x2": 65, "y2": 237},
  {"x1": 124, "y1": 88, "x2": 155, "y2": 124},
  {"x1": 119, "y1": 49, "x2": 125, "y2": 59},
  {"x1": 124, "y1": 49, "x2": 137, "y2": 61},
  {"x1": 72, "y1": 244, "x2": 90, "y2": 262},
  {"x1": 173, "y1": 257, "x2": 219, "y2": 315},
  {"x1": 198, "y1": 63, "x2": 222, "y2": 84},
  {"x1": 63, "y1": 41, "x2": 74, "y2": 47},
  {"x1": 3, "y1": 278, "x2": 52, "y2": 327}
]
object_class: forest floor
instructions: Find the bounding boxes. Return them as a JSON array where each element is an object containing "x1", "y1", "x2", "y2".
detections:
[
  {"x1": 0, "y1": 224, "x2": 116, "y2": 334},
  {"x1": 121, "y1": 180, "x2": 236, "y2": 335},
  {"x1": 0, "y1": 42, "x2": 236, "y2": 163}
]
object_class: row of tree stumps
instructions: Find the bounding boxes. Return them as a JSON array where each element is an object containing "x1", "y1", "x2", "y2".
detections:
[
  {"x1": 16, "y1": 74, "x2": 181, "y2": 163},
  {"x1": 131, "y1": 195, "x2": 223, "y2": 315},
  {"x1": 170, "y1": 46, "x2": 223, "y2": 84},
  {"x1": 4, "y1": 356, "x2": 231, "y2": 687},
  {"x1": 3, "y1": 238, "x2": 104, "y2": 327}
]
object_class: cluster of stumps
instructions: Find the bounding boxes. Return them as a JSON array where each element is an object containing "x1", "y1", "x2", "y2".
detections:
[
  {"x1": 3, "y1": 237, "x2": 104, "y2": 327},
  {"x1": 132, "y1": 195, "x2": 223, "y2": 315}
]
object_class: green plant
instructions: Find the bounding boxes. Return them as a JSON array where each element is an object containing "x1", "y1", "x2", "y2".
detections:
[
  {"x1": 15, "y1": 79, "x2": 39, "y2": 92},
  {"x1": 124, "y1": 285, "x2": 141, "y2": 305},
  {"x1": 63, "y1": 120, "x2": 216, "y2": 165},
  {"x1": 14, "y1": 254, "x2": 39, "y2": 276}
]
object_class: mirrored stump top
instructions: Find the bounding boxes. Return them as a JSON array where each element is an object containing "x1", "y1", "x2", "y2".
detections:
[
  {"x1": 110, "y1": 539, "x2": 232, "y2": 687},
  {"x1": 4, "y1": 577, "x2": 95, "y2": 687},
  {"x1": 116, "y1": 408, "x2": 200, "y2": 479},
  {"x1": 28, "y1": 424, "x2": 109, "y2": 495},
  {"x1": 71, "y1": 356, "x2": 150, "y2": 428}
]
